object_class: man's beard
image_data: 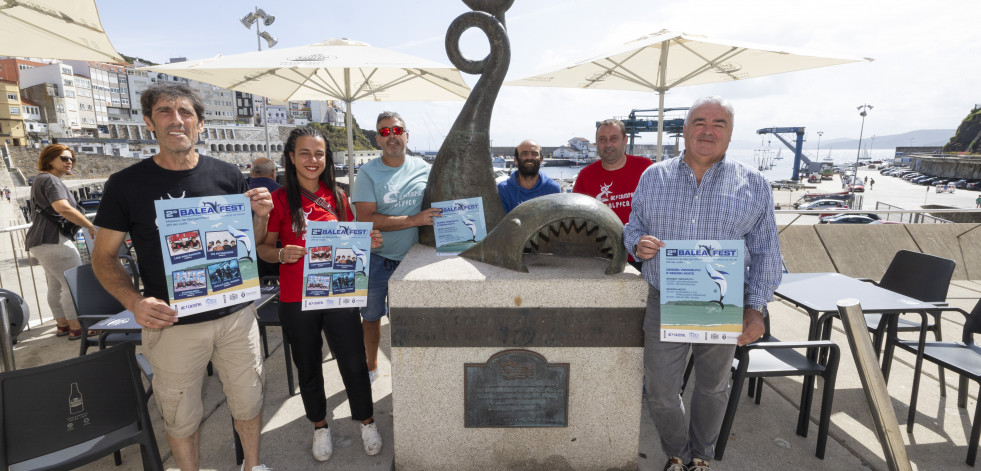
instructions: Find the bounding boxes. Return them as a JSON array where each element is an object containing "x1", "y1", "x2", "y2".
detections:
[{"x1": 517, "y1": 159, "x2": 541, "y2": 178}]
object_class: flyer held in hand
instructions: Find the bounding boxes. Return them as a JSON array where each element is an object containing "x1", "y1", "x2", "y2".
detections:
[
  {"x1": 659, "y1": 240, "x2": 744, "y2": 344},
  {"x1": 432, "y1": 197, "x2": 486, "y2": 255},
  {"x1": 154, "y1": 195, "x2": 260, "y2": 316},
  {"x1": 301, "y1": 221, "x2": 373, "y2": 310}
]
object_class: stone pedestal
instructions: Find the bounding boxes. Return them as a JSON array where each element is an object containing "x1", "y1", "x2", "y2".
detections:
[{"x1": 389, "y1": 245, "x2": 647, "y2": 471}]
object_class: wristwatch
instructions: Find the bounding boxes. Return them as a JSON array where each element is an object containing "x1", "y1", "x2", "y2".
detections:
[{"x1": 746, "y1": 304, "x2": 767, "y2": 314}]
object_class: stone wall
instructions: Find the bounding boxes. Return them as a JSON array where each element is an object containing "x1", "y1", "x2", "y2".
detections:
[
  {"x1": 8, "y1": 146, "x2": 141, "y2": 183},
  {"x1": 779, "y1": 222, "x2": 981, "y2": 280},
  {"x1": 7, "y1": 147, "x2": 257, "y2": 184},
  {"x1": 913, "y1": 156, "x2": 981, "y2": 180}
]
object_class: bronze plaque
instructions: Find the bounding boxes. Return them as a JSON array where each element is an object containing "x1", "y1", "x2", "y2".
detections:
[{"x1": 464, "y1": 350, "x2": 569, "y2": 428}]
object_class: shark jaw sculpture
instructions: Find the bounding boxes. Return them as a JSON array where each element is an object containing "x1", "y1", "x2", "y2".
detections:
[{"x1": 459, "y1": 193, "x2": 627, "y2": 275}]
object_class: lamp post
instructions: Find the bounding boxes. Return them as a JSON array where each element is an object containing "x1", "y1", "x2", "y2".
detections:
[
  {"x1": 816, "y1": 130, "x2": 823, "y2": 158},
  {"x1": 852, "y1": 104, "x2": 873, "y2": 195},
  {"x1": 240, "y1": 7, "x2": 278, "y2": 159}
]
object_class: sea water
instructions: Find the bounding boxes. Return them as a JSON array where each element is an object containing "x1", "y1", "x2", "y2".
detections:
[{"x1": 539, "y1": 148, "x2": 898, "y2": 184}]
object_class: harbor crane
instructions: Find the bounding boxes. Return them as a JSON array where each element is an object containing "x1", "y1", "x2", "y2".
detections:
[
  {"x1": 756, "y1": 127, "x2": 810, "y2": 181},
  {"x1": 602, "y1": 107, "x2": 688, "y2": 157}
]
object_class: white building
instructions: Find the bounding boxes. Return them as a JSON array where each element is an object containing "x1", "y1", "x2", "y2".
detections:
[
  {"x1": 63, "y1": 60, "x2": 132, "y2": 129},
  {"x1": 265, "y1": 104, "x2": 288, "y2": 125},
  {"x1": 568, "y1": 137, "x2": 590, "y2": 153},
  {"x1": 128, "y1": 60, "x2": 237, "y2": 125},
  {"x1": 310, "y1": 100, "x2": 344, "y2": 125},
  {"x1": 19, "y1": 63, "x2": 83, "y2": 137}
]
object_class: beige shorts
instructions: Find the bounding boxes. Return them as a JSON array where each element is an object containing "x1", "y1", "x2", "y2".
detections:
[{"x1": 142, "y1": 304, "x2": 264, "y2": 438}]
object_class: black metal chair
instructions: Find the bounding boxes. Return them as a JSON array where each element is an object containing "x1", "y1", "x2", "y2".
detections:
[
  {"x1": 894, "y1": 299, "x2": 981, "y2": 466},
  {"x1": 0, "y1": 343, "x2": 163, "y2": 470},
  {"x1": 715, "y1": 315, "x2": 840, "y2": 461},
  {"x1": 860, "y1": 250, "x2": 955, "y2": 389},
  {"x1": 256, "y1": 276, "x2": 296, "y2": 396},
  {"x1": 64, "y1": 263, "x2": 141, "y2": 357},
  {"x1": 0, "y1": 289, "x2": 27, "y2": 345}
]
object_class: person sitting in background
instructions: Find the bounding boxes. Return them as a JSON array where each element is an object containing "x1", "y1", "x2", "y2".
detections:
[
  {"x1": 250, "y1": 157, "x2": 282, "y2": 278},
  {"x1": 249, "y1": 157, "x2": 281, "y2": 192},
  {"x1": 25, "y1": 144, "x2": 98, "y2": 340}
]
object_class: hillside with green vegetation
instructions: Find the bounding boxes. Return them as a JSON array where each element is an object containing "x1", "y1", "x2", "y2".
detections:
[
  {"x1": 308, "y1": 117, "x2": 378, "y2": 151},
  {"x1": 120, "y1": 53, "x2": 156, "y2": 66},
  {"x1": 943, "y1": 106, "x2": 981, "y2": 154}
]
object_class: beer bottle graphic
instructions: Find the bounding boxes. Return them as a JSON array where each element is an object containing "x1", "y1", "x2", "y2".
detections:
[{"x1": 68, "y1": 382, "x2": 84, "y2": 415}]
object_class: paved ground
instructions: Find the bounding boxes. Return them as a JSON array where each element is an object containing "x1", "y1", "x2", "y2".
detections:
[
  {"x1": 3, "y1": 165, "x2": 980, "y2": 470},
  {"x1": 774, "y1": 167, "x2": 981, "y2": 224}
]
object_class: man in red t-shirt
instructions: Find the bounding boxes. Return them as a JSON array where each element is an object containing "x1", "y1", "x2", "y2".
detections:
[{"x1": 573, "y1": 119, "x2": 652, "y2": 269}]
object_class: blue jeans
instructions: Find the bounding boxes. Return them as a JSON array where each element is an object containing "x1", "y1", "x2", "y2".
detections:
[
  {"x1": 643, "y1": 286, "x2": 736, "y2": 462},
  {"x1": 361, "y1": 253, "x2": 400, "y2": 322}
]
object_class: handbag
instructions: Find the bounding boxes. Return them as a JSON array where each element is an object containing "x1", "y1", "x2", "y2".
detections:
[{"x1": 37, "y1": 205, "x2": 81, "y2": 238}]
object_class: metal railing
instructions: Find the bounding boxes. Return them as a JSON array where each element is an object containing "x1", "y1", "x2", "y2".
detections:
[
  {"x1": 775, "y1": 208, "x2": 960, "y2": 226},
  {"x1": 874, "y1": 203, "x2": 952, "y2": 224},
  {"x1": 0, "y1": 222, "x2": 45, "y2": 327}
]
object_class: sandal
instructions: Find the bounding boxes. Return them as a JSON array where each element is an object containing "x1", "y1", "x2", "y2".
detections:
[
  {"x1": 67, "y1": 329, "x2": 82, "y2": 340},
  {"x1": 55, "y1": 325, "x2": 70, "y2": 337}
]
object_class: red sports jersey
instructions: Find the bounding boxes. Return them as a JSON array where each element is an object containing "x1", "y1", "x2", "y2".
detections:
[
  {"x1": 573, "y1": 154, "x2": 653, "y2": 224},
  {"x1": 267, "y1": 183, "x2": 352, "y2": 302}
]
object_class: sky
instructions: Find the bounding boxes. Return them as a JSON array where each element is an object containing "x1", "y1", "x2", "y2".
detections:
[{"x1": 94, "y1": 0, "x2": 981, "y2": 152}]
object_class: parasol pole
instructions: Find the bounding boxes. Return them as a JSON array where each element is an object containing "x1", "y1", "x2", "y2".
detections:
[
  {"x1": 345, "y1": 99, "x2": 356, "y2": 212},
  {"x1": 344, "y1": 68, "x2": 357, "y2": 215},
  {"x1": 655, "y1": 40, "x2": 669, "y2": 162}
]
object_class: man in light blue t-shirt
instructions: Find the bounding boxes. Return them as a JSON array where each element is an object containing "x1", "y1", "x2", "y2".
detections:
[{"x1": 352, "y1": 111, "x2": 441, "y2": 383}]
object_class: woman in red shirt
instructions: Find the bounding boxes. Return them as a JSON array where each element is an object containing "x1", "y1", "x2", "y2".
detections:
[{"x1": 258, "y1": 127, "x2": 383, "y2": 462}]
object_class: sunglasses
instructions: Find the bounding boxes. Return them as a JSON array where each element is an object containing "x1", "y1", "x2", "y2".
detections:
[
  {"x1": 377, "y1": 126, "x2": 405, "y2": 137},
  {"x1": 59, "y1": 156, "x2": 76, "y2": 163}
]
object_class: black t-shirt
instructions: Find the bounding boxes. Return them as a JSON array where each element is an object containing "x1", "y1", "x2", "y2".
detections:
[{"x1": 95, "y1": 155, "x2": 251, "y2": 324}]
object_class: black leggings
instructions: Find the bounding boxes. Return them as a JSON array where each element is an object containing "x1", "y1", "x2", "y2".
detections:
[{"x1": 278, "y1": 302, "x2": 373, "y2": 423}]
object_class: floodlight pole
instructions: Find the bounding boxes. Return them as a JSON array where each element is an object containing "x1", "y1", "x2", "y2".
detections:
[
  {"x1": 852, "y1": 104, "x2": 872, "y2": 195},
  {"x1": 241, "y1": 6, "x2": 276, "y2": 160}
]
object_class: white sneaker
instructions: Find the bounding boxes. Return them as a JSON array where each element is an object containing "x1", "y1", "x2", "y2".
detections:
[
  {"x1": 312, "y1": 427, "x2": 332, "y2": 461},
  {"x1": 241, "y1": 465, "x2": 272, "y2": 471},
  {"x1": 360, "y1": 422, "x2": 382, "y2": 456}
]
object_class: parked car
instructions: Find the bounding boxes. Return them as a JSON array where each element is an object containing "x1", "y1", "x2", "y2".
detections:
[
  {"x1": 799, "y1": 199, "x2": 849, "y2": 211},
  {"x1": 966, "y1": 180, "x2": 981, "y2": 191},
  {"x1": 819, "y1": 214, "x2": 880, "y2": 224},
  {"x1": 818, "y1": 214, "x2": 879, "y2": 224},
  {"x1": 918, "y1": 177, "x2": 939, "y2": 185}
]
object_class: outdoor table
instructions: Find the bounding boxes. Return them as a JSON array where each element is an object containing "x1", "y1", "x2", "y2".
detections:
[
  {"x1": 91, "y1": 284, "x2": 281, "y2": 349},
  {"x1": 774, "y1": 272, "x2": 936, "y2": 380}
]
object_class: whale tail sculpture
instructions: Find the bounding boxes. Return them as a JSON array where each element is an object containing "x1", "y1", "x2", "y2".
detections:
[{"x1": 419, "y1": 0, "x2": 514, "y2": 246}]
